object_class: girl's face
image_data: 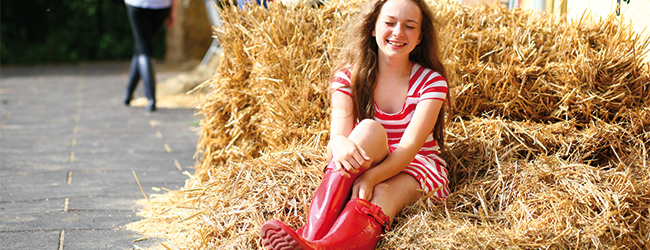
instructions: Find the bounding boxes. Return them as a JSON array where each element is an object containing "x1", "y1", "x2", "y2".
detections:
[{"x1": 373, "y1": 0, "x2": 422, "y2": 61}]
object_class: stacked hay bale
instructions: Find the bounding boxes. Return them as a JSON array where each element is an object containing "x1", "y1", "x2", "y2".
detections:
[
  {"x1": 193, "y1": 2, "x2": 351, "y2": 172},
  {"x1": 128, "y1": 1, "x2": 650, "y2": 249}
]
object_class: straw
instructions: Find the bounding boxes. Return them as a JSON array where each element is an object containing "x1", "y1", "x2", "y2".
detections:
[{"x1": 127, "y1": 1, "x2": 650, "y2": 249}]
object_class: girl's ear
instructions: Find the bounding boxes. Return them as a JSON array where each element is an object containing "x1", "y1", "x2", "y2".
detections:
[
  {"x1": 372, "y1": 29, "x2": 376, "y2": 37},
  {"x1": 417, "y1": 33, "x2": 422, "y2": 44}
]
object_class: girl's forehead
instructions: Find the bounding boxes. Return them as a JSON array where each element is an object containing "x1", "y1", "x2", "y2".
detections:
[{"x1": 378, "y1": 0, "x2": 422, "y2": 22}]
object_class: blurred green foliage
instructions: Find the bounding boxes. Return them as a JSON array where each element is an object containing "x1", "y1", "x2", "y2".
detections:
[{"x1": 1, "y1": 0, "x2": 165, "y2": 65}]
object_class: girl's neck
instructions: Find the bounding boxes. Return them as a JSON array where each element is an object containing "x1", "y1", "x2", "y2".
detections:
[{"x1": 377, "y1": 55, "x2": 412, "y2": 79}]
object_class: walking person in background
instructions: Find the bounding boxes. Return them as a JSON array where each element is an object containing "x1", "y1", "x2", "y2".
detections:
[
  {"x1": 123, "y1": 0, "x2": 175, "y2": 111},
  {"x1": 260, "y1": 0, "x2": 451, "y2": 249}
]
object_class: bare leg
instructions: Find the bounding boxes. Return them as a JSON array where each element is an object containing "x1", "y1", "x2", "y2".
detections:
[
  {"x1": 346, "y1": 119, "x2": 422, "y2": 221},
  {"x1": 370, "y1": 173, "x2": 423, "y2": 223}
]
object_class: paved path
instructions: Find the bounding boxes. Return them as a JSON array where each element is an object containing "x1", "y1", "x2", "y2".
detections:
[{"x1": 0, "y1": 62, "x2": 199, "y2": 249}]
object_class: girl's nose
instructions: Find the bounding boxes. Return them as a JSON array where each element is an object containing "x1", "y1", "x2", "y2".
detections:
[{"x1": 392, "y1": 25, "x2": 403, "y2": 37}]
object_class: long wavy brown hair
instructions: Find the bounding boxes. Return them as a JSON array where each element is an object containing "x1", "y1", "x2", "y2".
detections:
[{"x1": 332, "y1": 0, "x2": 451, "y2": 149}]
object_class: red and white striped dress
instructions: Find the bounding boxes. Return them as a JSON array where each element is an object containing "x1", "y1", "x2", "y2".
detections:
[{"x1": 331, "y1": 63, "x2": 450, "y2": 201}]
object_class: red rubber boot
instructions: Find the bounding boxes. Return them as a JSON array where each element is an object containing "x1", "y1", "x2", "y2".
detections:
[
  {"x1": 296, "y1": 159, "x2": 367, "y2": 240},
  {"x1": 317, "y1": 198, "x2": 391, "y2": 249},
  {"x1": 260, "y1": 198, "x2": 391, "y2": 250}
]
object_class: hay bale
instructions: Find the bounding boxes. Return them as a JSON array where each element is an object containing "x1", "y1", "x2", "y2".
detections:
[
  {"x1": 193, "y1": 0, "x2": 359, "y2": 173},
  {"x1": 441, "y1": 4, "x2": 650, "y2": 123},
  {"x1": 128, "y1": 1, "x2": 650, "y2": 249}
]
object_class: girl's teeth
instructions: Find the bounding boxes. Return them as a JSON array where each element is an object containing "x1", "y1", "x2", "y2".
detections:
[{"x1": 388, "y1": 41, "x2": 405, "y2": 46}]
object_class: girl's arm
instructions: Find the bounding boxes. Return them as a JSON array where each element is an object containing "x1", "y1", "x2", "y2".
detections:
[
  {"x1": 353, "y1": 98, "x2": 444, "y2": 200},
  {"x1": 167, "y1": 0, "x2": 176, "y2": 27},
  {"x1": 327, "y1": 90, "x2": 371, "y2": 177},
  {"x1": 328, "y1": 90, "x2": 355, "y2": 154}
]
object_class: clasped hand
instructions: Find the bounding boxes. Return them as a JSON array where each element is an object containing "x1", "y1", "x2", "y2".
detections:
[{"x1": 329, "y1": 136, "x2": 377, "y2": 201}]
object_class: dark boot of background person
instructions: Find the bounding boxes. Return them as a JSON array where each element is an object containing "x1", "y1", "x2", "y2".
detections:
[
  {"x1": 124, "y1": 55, "x2": 140, "y2": 106},
  {"x1": 137, "y1": 54, "x2": 157, "y2": 111}
]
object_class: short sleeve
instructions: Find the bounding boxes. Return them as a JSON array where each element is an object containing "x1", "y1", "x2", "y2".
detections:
[
  {"x1": 419, "y1": 72, "x2": 448, "y2": 102},
  {"x1": 331, "y1": 69, "x2": 352, "y2": 97}
]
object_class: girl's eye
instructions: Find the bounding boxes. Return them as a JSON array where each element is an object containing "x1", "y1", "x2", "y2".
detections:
[
  {"x1": 406, "y1": 26, "x2": 415, "y2": 29},
  {"x1": 385, "y1": 22, "x2": 395, "y2": 26}
]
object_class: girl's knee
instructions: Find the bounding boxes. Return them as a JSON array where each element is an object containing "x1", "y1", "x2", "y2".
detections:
[
  {"x1": 357, "y1": 119, "x2": 383, "y2": 131},
  {"x1": 352, "y1": 119, "x2": 387, "y2": 140}
]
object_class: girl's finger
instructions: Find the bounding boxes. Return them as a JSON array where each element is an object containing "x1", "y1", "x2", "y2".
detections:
[
  {"x1": 333, "y1": 161, "x2": 350, "y2": 177},
  {"x1": 351, "y1": 153, "x2": 368, "y2": 171},
  {"x1": 351, "y1": 184, "x2": 359, "y2": 199},
  {"x1": 355, "y1": 144, "x2": 371, "y2": 161},
  {"x1": 358, "y1": 188, "x2": 366, "y2": 200},
  {"x1": 360, "y1": 185, "x2": 373, "y2": 201},
  {"x1": 335, "y1": 161, "x2": 350, "y2": 178},
  {"x1": 333, "y1": 160, "x2": 342, "y2": 172},
  {"x1": 341, "y1": 160, "x2": 359, "y2": 174}
]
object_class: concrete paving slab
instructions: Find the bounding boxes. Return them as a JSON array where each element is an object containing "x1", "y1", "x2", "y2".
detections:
[
  {"x1": 69, "y1": 169, "x2": 186, "y2": 185},
  {"x1": 5, "y1": 97, "x2": 78, "y2": 110},
  {"x1": 67, "y1": 196, "x2": 141, "y2": 211},
  {"x1": 0, "y1": 198, "x2": 65, "y2": 213},
  {"x1": 73, "y1": 136, "x2": 163, "y2": 154},
  {"x1": 0, "y1": 181, "x2": 181, "y2": 203},
  {"x1": 0, "y1": 136, "x2": 73, "y2": 154},
  {"x1": 0, "y1": 169, "x2": 68, "y2": 187},
  {"x1": 74, "y1": 125, "x2": 153, "y2": 136},
  {"x1": 76, "y1": 114, "x2": 152, "y2": 126},
  {"x1": 0, "y1": 121, "x2": 76, "y2": 132},
  {"x1": 0, "y1": 164, "x2": 69, "y2": 177},
  {"x1": 0, "y1": 126, "x2": 75, "y2": 138},
  {"x1": 0, "y1": 152, "x2": 71, "y2": 172},
  {"x1": 0, "y1": 231, "x2": 61, "y2": 250},
  {"x1": 62, "y1": 229, "x2": 155, "y2": 250},
  {"x1": 0, "y1": 211, "x2": 138, "y2": 231},
  {"x1": 1, "y1": 113, "x2": 77, "y2": 126},
  {"x1": 64, "y1": 152, "x2": 195, "y2": 171}
]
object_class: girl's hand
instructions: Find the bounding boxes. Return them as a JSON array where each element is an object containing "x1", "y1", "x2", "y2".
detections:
[
  {"x1": 351, "y1": 171, "x2": 379, "y2": 201},
  {"x1": 329, "y1": 135, "x2": 371, "y2": 178},
  {"x1": 167, "y1": 0, "x2": 176, "y2": 27}
]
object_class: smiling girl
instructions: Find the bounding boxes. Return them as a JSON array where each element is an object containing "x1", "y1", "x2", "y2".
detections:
[{"x1": 261, "y1": 0, "x2": 450, "y2": 249}]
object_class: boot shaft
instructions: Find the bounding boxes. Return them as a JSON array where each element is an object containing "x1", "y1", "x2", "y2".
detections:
[{"x1": 299, "y1": 159, "x2": 367, "y2": 240}]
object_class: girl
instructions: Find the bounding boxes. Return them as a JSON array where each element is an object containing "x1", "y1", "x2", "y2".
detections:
[{"x1": 261, "y1": 0, "x2": 450, "y2": 249}]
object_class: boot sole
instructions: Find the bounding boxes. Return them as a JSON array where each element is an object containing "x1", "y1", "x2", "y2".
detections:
[{"x1": 260, "y1": 220, "x2": 304, "y2": 250}]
